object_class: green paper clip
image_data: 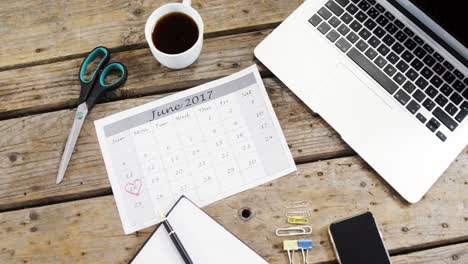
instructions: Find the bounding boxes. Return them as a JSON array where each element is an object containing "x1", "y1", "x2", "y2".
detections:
[
  {"x1": 283, "y1": 240, "x2": 298, "y2": 250},
  {"x1": 283, "y1": 240, "x2": 299, "y2": 264}
]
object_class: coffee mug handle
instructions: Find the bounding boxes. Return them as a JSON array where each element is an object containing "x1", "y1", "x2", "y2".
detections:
[{"x1": 182, "y1": 0, "x2": 191, "y2": 6}]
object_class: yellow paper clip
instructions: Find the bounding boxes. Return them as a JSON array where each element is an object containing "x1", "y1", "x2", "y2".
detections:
[{"x1": 288, "y1": 216, "x2": 309, "y2": 225}]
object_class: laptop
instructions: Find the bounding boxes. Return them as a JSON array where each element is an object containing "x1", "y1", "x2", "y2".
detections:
[{"x1": 255, "y1": 0, "x2": 468, "y2": 203}]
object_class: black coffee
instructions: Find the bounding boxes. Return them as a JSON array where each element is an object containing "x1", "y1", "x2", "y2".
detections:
[{"x1": 152, "y1": 12, "x2": 199, "y2": 54}]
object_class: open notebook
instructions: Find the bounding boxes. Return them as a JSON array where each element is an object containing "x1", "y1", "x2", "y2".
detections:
[{"x1": 130, "y1": 196, "x2": 268, "y2": 264}]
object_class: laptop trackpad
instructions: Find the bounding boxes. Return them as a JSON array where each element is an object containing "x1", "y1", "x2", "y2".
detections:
[{"x1": 315, "y1": 63, "x2": 393, "y2": 137}]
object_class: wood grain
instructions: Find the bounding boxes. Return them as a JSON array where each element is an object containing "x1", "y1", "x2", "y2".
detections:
[
  {"x1": 392, "y1": 242, "x2": 468, "y2": 263},
  {"x1": 0, "y1": 154, "x2": 467, "y2": 263},
  {"x1": 0, "y1": 29, "x2": 270, "y2": 119},
  {"x1": 2, "y1": 0, "x2": 467, "y2": 261},
  {"x1": 0, "y1": 0, "x2": 301, "y2": 69},
  {"x1": 0, "y1": 77, "x2": 351, "y2": 211}
]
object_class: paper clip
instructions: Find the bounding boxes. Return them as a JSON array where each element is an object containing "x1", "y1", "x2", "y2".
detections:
[
  {"x1": 284, "y1": 201, "x2": 309, "y2": 209},
  {"x1": 275, "y1": 226, "x2": 313, "y2": 237},
  {"x1": 285, "y1": 211, "x2": 311, "y2": 217},
  {"x1": 298, "y1": 239, "x2": 313, "y2": 264},
  {"x1": 283, "y1": 240, "x2": 298, "y2": 264},
  {"x1": 288, "y1": 216, "x2": 309, "y2": 225}
]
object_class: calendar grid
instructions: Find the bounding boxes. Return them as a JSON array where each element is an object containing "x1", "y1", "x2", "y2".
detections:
[
  {"x1": 174, "y1": 109, "x2": 202, "y2": 204},
  {"x1": 218, "y1": 93, "x2": 248, "y2": 189},
  {"x1": 191, "y1": 102, "x2": 224, "y2": 202},
  {"x1": 149, "y1": 121, "x2": 177, "y2": 212},
  {"x1": 132, "y1": 85, "x2": 273, "y2": 208},
  {"x1": 96, "y1": 66, "x2": 296, "y2": 233}
]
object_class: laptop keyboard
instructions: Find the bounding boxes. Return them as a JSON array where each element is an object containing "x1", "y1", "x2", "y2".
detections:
[{"x1": 308, "y1": 0, "x2": 468, "y2": 142}]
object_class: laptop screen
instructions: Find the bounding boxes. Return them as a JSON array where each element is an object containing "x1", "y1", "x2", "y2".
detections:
[
  {"x1": 390, "y1": 0, "x2": 468, "y2": 66},
  {"x1": 409, "y1": 1, "x2": 467, "y2": 48}
]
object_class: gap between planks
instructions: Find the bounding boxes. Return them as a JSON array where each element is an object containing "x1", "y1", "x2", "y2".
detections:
[
  {"x1": 0, "y1": 0, "x2": 303, "y2": 68},
  {"x1": 315, "y1": 240, "x2": 468, "y2": 264},
  {"x1": 0, "y1": 22, "x2": 280, "y2": 73},
  {"x1": 0, "y1": 77, "x2": 354, "y2": 211},
  {"x1": 0, "y1": 29, "x2": 275, "y2": 121},
  {"x1": 0, "y1": 154, "x2": 467, "y2": 263},
  {"x1": 313, "y1": 241, "x2": 468, "y2": 264},
  {"x1": 0, "y1": 151, "x2": 356, "y2": 214}
]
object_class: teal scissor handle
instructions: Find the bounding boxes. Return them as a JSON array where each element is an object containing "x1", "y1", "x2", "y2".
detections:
[
  {"x1": 85, "y1": 62, "x2": 128, "y2": 110},
  {"x1": 78, "y1": 46, "x2": 110, "y2": 104}
]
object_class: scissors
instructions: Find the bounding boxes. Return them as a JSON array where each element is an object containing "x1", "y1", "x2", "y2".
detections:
[{"x1": 56, "y1": 46, "x2": 128, "y2": 184}]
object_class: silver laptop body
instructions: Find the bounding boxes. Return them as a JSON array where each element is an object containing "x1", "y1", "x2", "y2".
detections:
[{"x1": 255, "y1": 0, "x2": 468, "y2": 202}]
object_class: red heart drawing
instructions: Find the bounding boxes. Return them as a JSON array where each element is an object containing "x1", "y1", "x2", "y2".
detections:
[{"x1": 125, "y1": 179, "x2": 142, "y2": 196}]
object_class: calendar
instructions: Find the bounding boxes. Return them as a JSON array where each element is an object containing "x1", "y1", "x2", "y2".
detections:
[{"x1": 95, "y1": 65, "x2": 296, "y2": 234}]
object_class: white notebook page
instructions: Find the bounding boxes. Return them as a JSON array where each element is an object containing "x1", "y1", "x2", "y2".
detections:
[{"x1": 131, "y1": 197, "x2": 268, "y2": 264}]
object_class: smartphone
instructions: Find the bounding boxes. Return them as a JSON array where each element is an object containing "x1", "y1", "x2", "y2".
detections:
[{"x1": 329, "y1": 212, "x2": 392, "y2": 264}]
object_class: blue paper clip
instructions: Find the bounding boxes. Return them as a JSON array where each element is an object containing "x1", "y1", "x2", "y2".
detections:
[{"x1": 298, "y1": 239, "x2": 313, "y2": 264}]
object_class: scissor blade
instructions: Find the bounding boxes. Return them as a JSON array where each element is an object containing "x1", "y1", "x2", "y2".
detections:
[{"x1": 56, "y1": 103, "x2": 89, "y2": 184}]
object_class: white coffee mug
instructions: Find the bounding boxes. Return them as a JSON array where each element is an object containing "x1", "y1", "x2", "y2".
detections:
[{"x1": 145, "y1": 0, "x2": 204, "y2": 69}]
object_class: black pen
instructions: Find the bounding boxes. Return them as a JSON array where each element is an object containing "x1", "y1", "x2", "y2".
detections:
[{"x1": 160, "y1": 212, "x2": 194, "y2": 264}]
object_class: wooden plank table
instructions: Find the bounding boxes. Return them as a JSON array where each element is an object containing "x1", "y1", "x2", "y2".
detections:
[{"x1": 0, "y1": 0, "x2": 467, "y2": 263}]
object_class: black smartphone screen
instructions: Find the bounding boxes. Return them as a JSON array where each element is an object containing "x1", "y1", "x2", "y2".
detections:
[{"x1": 329, "y1": 212, "x2": 391, "y2": 264}]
